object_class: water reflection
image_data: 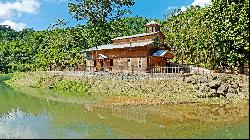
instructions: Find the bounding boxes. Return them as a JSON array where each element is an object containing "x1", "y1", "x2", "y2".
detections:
[
  {"x1": 84, "y1": 105, "x2": 148, "y2": 124},
  {"x1": 0, "y1": 108, "x2": 124, "y2": 139},
  {"x1": 0, "y1": 109, "x2": 49, "y2": 139},
  {"x1": 0, "y1": 76, "x2": 248, "y2": 139}
]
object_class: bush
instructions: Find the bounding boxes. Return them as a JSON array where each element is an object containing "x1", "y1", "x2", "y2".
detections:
[{"x1": 53, "y1": 80, "x2": 89, "y2": 92}]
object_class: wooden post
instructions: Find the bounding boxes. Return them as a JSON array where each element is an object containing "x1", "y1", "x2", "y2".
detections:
[{"x1": 132, "y1": 65, "x2": 134, "y2": 74}]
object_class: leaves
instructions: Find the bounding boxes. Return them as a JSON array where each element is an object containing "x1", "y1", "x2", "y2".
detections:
[
  {"x1": 163, "y1": 0, "x2": 249, "y2": 69},
  {"x1": 0, "y1": 16, "x2": 150, "y2": 73},
  {"x1": 68, "y1": 0, "x2": 135, "y2": 25}
]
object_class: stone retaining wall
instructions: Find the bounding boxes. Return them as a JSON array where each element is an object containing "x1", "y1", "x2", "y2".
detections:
[
  {"x1": 8, "y1": 71, "x2": 249, "y2": 105},
  {"x1": 48, "y1": 71, "x2": 249, "y2": 102}
]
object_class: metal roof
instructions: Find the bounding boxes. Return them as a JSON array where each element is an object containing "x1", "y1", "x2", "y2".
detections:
[
  {"x1": 152, "y1": 50, "x2": 168, "y2": 57},
  {"x1": 85, "y1": 41, "x2": 153, "y2": 51},
  {"x1": 145, "y1": 20, "x2": 161, "y2": 26},
  {"x1": 111, "y1": 32, "x2": 159, "y2": 41}
]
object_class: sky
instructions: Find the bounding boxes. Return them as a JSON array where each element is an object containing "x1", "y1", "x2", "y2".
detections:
[{"x1": 0, "y1": 0, "x2": 211, "y2": 31}]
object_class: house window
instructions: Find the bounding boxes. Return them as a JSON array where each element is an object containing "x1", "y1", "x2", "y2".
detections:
[
  {"x1": 138, "y1": 58, "x2": 142, "y2": 67},
  {"x1": 110, "y1": 59, "x2": 113, "y2": 66},
  {"x1": 128, "y1": 58, "x2": 131, "y2": 68},
  {"x1": 94, "y1": 60, "x2": 96, "y2": 67},
  {"x1": 119, "y1": 58, "x2": 122, "y2": 66}
]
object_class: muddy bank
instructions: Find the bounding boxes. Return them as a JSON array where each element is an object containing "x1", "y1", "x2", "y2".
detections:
[{"x1": 5, "y1": 71, "x2": 249, "y2": 105}]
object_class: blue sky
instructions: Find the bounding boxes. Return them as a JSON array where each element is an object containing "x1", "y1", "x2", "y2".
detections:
[{"x1": 0, "y1": 0, "x2": 210, "y2": 31}]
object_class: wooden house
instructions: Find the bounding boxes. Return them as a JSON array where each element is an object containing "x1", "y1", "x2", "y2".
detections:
[{"x1": 85, "y1": 20, "x2": 174, "y2": 73}]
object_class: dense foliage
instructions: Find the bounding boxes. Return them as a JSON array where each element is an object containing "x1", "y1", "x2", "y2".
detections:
[
  {"x1": 68, "y1": 0, "x2": 135, "y2": 24},
  {"x1": 68, "y1": 0, "x2": 135, "y2": 47},
  {"x1": 0, "y1": 17, "x2": 150, "y2": 73},
  {"x1": 162, "y1": 0, "x2": 249, "y2": 69},
  {"x1": 0, "y1": 0, "x2": 249, "y2": 73}
]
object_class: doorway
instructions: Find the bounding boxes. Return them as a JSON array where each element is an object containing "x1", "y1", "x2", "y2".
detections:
[{"x1": 97, "y1": 59, "x2": 104, "y2": 71}]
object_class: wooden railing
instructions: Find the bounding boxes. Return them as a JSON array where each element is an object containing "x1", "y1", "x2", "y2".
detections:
[
  {"x1": 78, "y1": 65, "x2": 212, "y2": 74},
  {"x1": 47, "y1": 63, "x2": 248, "y2": 75}
]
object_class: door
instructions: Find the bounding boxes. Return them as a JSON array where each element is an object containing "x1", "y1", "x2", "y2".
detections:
[
  {"x1": 97, "y1": 59, "x2": 103, "y2": 71},
  {"x1": 109, "y1": 59, "x2": 113, "y2": 71}
]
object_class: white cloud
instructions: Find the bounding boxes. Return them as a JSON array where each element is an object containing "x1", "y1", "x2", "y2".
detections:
[
  {"x1": 0, "y1": 0, "x2": 40, "y2": 19},
  {"x1": 0, "y1": 20, "x2": 26, "y2": 31},
  {"x1": 0, "y1": 4, "x2": 12, "y2": 19},
  {"x1": 176, "y1": 0, "x2": 211, "y2": 14},
  {"x1": 43, "y1": 0, "x2": 67, "y2": 4},
  {"x1": 192, "y1": 0, "x2": 211, "y2": 7},
  {"x1": 166, "y1": 6, "x2": 178, "y2": 11},
  {"x1": 180, "y1": 6, "x2": 187, "y2": 12}
]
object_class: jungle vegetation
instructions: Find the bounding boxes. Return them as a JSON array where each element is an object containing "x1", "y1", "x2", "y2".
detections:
[
  {"x1": 163, "y1": 0, "x2": 249, "y2": 69},
  {"x1": 0, "y1": 0, "x2": 249, "y2": 73}
]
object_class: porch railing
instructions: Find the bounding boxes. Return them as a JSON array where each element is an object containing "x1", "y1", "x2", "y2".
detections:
[{"x1": 77, "y1": 65, "x2": 212, "y2": 74}]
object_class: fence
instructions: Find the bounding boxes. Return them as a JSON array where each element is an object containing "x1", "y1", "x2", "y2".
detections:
[
  {"x1": 48, "y1": 64, "x2": 248, "y2": 75},
  {"x1": 74, "y1": 65, "x2": 212, "y2": 74}
]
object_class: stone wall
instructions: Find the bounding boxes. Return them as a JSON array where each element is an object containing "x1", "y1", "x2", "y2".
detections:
[
  {"x1": 10, "y1": 71, "x2": 249, "y2": 105},
  {"x1": 183, "y1": 73, "x2": 249, "y2": 100}
]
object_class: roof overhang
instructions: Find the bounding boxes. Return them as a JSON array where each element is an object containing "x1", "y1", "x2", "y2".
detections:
[
  {"x1": 97, "y1": 54, "x2": 108, "y2": 59},
  {"x1": 145, "y1": 20, "x2": 161, "y2": 26},
  {"x1": 85, "y1": 41, "x2": 153, "y2": 51},
  {"x1": 152, "y1": 50, "x2": 168, "y2": 57},
  {"x1": 150, "y1": 50, "x2": 174, "y2": 59},
  {"x1": 111, "y1": 32, "x2": 159, "y2": 41}
]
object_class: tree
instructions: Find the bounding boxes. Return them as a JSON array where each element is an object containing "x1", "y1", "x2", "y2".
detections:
[
  {"x1": 68, "y1": 0, "x2": 135, "y2": 25},
  {"x1": 68, "y1": 0, "x2": 135, "y2": 47},
  {"x1": 162, "y1": 0, "x2": 249, "y2": 70},
  {"x1": 209, "y1": 0, "x2": 249, "y2": 68}
]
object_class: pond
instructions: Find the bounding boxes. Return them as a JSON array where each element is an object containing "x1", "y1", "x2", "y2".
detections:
[{"x1": 0, "y1": 75, "x2": 248, "y2": 139}]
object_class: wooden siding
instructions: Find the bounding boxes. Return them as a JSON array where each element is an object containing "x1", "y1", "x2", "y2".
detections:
[
  {"x1": 91, "y1": 46, "x2": 149, "y2": 59},
  {"x1": 86, "y1": 30, "x2": 173, "y2": 73}
]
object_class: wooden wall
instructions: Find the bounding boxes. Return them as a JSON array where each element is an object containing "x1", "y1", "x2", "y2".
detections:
[
  {"x1": 91, "y1": 46, "x2": 149, "y2": 59},
  {"x1": 87, "y1": 31, "x2": 172, "y2": 72},
  {"x1": 110, "y1": 58, "x2": 147, "y2": 68}
]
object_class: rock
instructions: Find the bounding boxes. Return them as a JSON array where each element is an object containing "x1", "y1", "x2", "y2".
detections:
[
  {"x1": 212, "y1": 76, "x2": 218, "y2": 80},
  {"x1": 209, "y1": 80, "x2": 221, "y2": 89},
  {"x1": 186, "y1": 77, "x2": 192, "y2": 83},
  {"x1": 197, "y1": 91, "x2": 207, "y2": 98},
  {"x1": 226, "y1": 93, "x2": 236, "y2": 98},
  {"x1": 210, "y1": 88, "x2": 217, "y2": 94},
  {"x1": 191, "y1": 79, "x2": 197, "y2": 84},
  {"x1": 231, "y1": 83, "x2": 239, "y2": 89},
  {"x1": 228, "y1": 86, "x2": 236, "y2": 94},
  {"x1": 204, "y1": 86, "x2": 210, "y2": 93},
  {"x1": 199, "y1": 83, "x2": 206, "y2": 91},
  {"x1": 238, "y1": 82, "x2": 244, "y2": 88},
  {"x1": 199, "y1": 76, "x2": 208, "y2": 83},
  {"x1": 217, "y1": 84, "x2": 228, "y2": 94},
  {"x1": 193, "y1": 84, "x2": 199, "y2": 90}
]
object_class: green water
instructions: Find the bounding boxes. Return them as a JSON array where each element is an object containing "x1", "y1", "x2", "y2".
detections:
[{"x1": 0, "y1": 75, "x2": 249, "y2": 139}]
